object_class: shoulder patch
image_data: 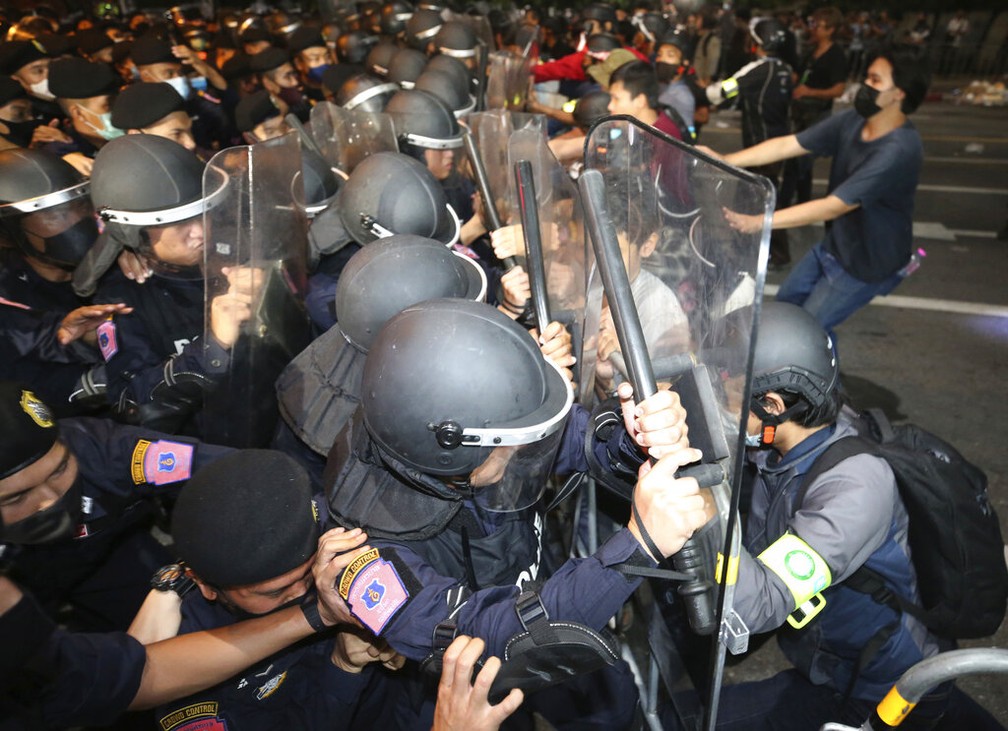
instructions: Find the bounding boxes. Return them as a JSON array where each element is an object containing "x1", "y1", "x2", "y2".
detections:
[
  {"x1": 338, "y1": 547, "x2": 410, "y2": 635},
  {"x1": 131, "y1": 440, "x2": 194, "y2": 485},
  {"x1": 97, "y1": 320, "x2": 118, "y2": 361},
  {"x1": 159, "y1": 701, "x2": 226, "y2": 731}
]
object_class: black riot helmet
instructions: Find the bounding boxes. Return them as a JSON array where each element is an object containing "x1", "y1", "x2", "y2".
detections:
[
  {"x1": 585, "y1": 32, "x2": 621, "y2": 57},
  {"x1": 0, "y1": 148, "x2": 96, "y2": 269},
  {"x1": 366, "y1": 40, "x2": 399, "y2": 77},
  {"x1": 750, "y1": 17, "x2": 787, "y2": 55},
  {"x1": 361, "y1": 298, "x2": 573, "y2": 511},
  {"x1": 405, "y1": 8, "x2": 443, "y2": 50},
  {"x1": 337, "y1": 151, "x2": 461, "y2": 245},
  {"x1": 656, "y1": 29, "x2": 693, "y2": 63},
  {"x1": 336, "y1": 234, "x2": 485, "y2": 351},
  {"x1": 433, "y1": 20, "x2": 478, "y2": 59},
  {"x1": 274, "y1": 234, "x2": 485, "y2": 459},
  {"x1": 385, "y1": 88, "x2": 463, "y2": 152},
  {"x1": 380, "y1": 0, "x2": 414, "y2": 36},
  {"x1": 424, "y1": 53, "x2": 471, "y2": 90},
  {"x1": 295, "y1": 146, "x2": 342, "y2": 219},
  {"x1": 89, "y1": 135, "x2": 227, "y2": 228},
  {"x1": 748, "y1": 302, "x2": 839, "y2": 442},
  {"x1": 336, "y1": 73, "x2": 399, "y2": 112},
  {"x1": 387, "y1": 47, "x2": 428, "y2": 88},
  {"x1": 336, "y1": 31, "x2": 379, "y2": 64},
  {"x1": 413, "y1": 69, "x2": 475, "y2": 117},
  {"x1": 582, "y1": 3, "x2": 617, "y2": 26}
]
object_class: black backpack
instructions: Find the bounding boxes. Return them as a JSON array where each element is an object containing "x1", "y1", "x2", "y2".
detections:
[{"x1": 800, "y1": 408, "x2": 1008, "y2": 639}]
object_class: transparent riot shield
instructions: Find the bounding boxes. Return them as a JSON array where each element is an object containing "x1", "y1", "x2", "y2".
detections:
[
  {"x1": 506, "y1": 126, "x2": 590, "y2": 402},
  {"x1": 485, "y1": 50, "x2": 534, "y2": 111},
  {"x1": 466, "y1": 110, "x2": 547, "y2": 226},
  {"x1": 202, "y1": 131, "x2": 312, "y2": 448},
  {"x1": 580, "y1": 116, "x2": 773, "y2": 730},
  {"x1": 308, "y1": 102, "x2": 398, "y2": 176}
]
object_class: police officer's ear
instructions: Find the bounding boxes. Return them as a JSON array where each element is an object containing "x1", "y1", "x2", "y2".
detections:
[
  {"x1": 758, "y1": 391, "x2": 786, "y2": 417},
  {"x1": 186, "y1": 569, "x2": 219, "y2": 602}
]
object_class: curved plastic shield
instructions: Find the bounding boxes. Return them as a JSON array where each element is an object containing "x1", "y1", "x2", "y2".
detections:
[
  {"x1": 486, "y1": 50, "x2": 534, "y2": 111},
  {"x1": 309, "y1": 102, "x2": 398, "y2": 175},
  {"x1": 506, "y1": 127, "x2": 591, "y2": 403},
  {"x1": 467, "y1": 110, "x2": 547, "y2": 225},
  {"x1": 202, "y1": 131, "x2": 312, "y2": 448},
  {"x1": 581, "y1": 116, "x2": 773, "y2": 729}
]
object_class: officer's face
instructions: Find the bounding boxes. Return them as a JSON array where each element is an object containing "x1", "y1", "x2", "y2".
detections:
[
  {"x1": 147, "y1": 216, "x2": 204, "y2": 267},
  {"x1": 21, "y1": 197, "x2": 94, "y2": 255},
  {"x1": 0, "y1": 442, "x2": 79, "y2": 528},
  {"x1": 0, "y1": 98, "x2": 33, "y2": 124},
  {"x1": 139, "y1": 61, "x2": 185, "y2": 84},
  {"x1": 209, "y1": 555, "x2": 315, "y2": 616},
  {"x1": 13, "y1": 59, "x2": 50, "y2": 90},
  {"x1": 656, "y1": 44, "x2": 683, "y2": 67},
  {"x1": 265, "y1": 63, "x2": 300, "y2": 91},
  {"x1": 424, "y1": 148, "x2": 455, "y2": 181},
  {"x1": 134, "y1": 111, "x2": 196, "y2": 151},
  {"x1": 296, "y1": 46, "x2": 333, "y2": 74}
]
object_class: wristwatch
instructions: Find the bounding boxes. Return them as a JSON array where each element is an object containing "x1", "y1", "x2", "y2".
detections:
[{"x1": 150, "y1": 563, "x2": 196, "y2": 597}]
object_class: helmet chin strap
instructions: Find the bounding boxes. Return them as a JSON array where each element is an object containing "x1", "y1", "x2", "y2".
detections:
[{"x1": 750, "y1": 396, "x2": 807, "y2": 447}]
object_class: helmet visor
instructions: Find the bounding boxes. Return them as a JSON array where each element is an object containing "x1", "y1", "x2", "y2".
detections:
[{"x1": 460, "y1": 426, "x2": 565, "y2": 512}]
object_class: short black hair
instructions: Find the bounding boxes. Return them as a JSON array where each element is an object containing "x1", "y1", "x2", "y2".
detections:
[
  {"x1": 875, "y1": 49, "x2": 931, "y2": 114},
  {"x1": 609, "y1": 60, "x2": 659, "y2": 111}
]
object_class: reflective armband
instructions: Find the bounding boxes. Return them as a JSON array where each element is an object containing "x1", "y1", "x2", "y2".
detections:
[
  {"x1": 715, "y1": 552, "x2": 739, "y2": 585},
  {"x1": 562, "y1": 99, "x2": 577, "y2": 113},
  {"x1": 756, "y1": 533, "x2": 832, "y2": 611},
  {"x1": 721, "y1": 77, "x2": 739, "y2": 99}
]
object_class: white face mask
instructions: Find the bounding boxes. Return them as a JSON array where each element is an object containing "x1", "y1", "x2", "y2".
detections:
[
  {"x1": 76, "y1": 104, "x2": 124, "y2": 141},
  {"x1": 165, "y1": 75, "x2": 191, "y2": 100},
  {"x1": 29, "y1": 78, "x2": 55, "y2": 101},
  {"x1": 744, "y1": 431, "x2": 762, "y2": 448}
]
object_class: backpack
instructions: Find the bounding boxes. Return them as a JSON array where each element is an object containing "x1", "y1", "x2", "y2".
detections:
[{"x1": 800, "y1": 408, "x2": 1008, "y2": 639}]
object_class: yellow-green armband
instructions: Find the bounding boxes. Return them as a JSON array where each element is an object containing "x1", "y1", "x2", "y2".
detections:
[
  {"x1": 721, "y1": 77, "x2": 739, "y2": 99},
  {"x1": 757, "y1": 533, "x2": 832, "y2": 611}
]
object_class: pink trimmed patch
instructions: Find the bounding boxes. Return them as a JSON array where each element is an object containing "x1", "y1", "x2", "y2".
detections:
[
  {"x1": 97, "y1": 320, "x2": 118, "y2": 360},
  {"x1": 347, "y1": 558, "x2": 409, "y2": 635},
  {"x1": 142, "y1": 441, "x2": 194, "y2": 485}
]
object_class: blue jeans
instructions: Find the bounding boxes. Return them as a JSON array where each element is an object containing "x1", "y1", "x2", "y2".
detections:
[{"x1": 776, "y1": 241, "x2": 904, "y2": 332}]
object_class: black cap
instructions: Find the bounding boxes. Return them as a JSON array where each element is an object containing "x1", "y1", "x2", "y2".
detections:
[
  {"x1": 321, "y1": 64, "x2": 364, "y2": 95},
  {"x1": 239, "y1": 24, "x2": 272, "y2": 44},
  {"x1": 287, "y1": 26, "x2": 327, "y2": 55},
  {"x1": 75, "y1": 27, "x2": 115, "y2": 56},
  {"x1": 111, "y1": 39, "x2": 134, "y2": 65},
  {"x1": 0, "y1": 40, "x2": 51, "y2": 75},
  {"x1": 0, "y1": 77, "x2": 27, "y2": 106},
  {"x1": 234, "y1": 89, "x2": 281, "y2": 132},
  {"x1": 0, "y1": 382, "x2": 59, "y2": 481},
  {"x1": 171, "y1": 450, "x2": 321, "y2": 588},
  {"x1": 48, "y1": 58, "x2": 120, "y2": 100},
  {"x1": 248, "y1": 46, "x2": 290, "y2": 73},
  {"x1": 220, "y1": 53, "x2": 252, "y2": 82},
  {"x1": 130, "y1": 34, "x2": 176, "y2": 66},
  {"x1": 111, "y1": 82, "x2": 186, "y2": 129}
]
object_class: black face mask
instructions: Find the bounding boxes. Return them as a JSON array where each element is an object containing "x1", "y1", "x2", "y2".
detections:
[
  {"x1": 655, "y1": 61, "x2": 681, "y2": 83},
  {"x1": 22, "y1": 215, "x2": 99, "y2": 270},
  {"x1": 277, "y1": 86, "x2": 305, "y2": 109},
  {"x1": 1, "y1": 119, "x2": 40, "y2": 148},
  {"x1": 854, "y1": 83, "x2": 883, "y2": 118},
  {"x1": 1, "y1": 478, "x2": 83, "y2": 545}
]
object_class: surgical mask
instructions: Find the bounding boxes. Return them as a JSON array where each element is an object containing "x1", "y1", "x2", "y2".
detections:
[
  {"x1": 853, "y1": 83, "x2": 882, "y2": 118},
  {"x1": 22, "y1": 215, "x2": 99, "y2": 269},
  {"x1": 1, "y1": 478, "x2": 83, "y2": 545},
  {"x1": 744, "y1": 431, "x2": 762, "y2": 448},
  {"x1": 76, "y1": 105, "x2": 124, "y2": 141},
  {"x1": 165, "y1": 75, "x2": 192, "y2": 100},
  {"x1": 307, "y1": 64, "x2": 333, "y2": 83},
  {"x1": 655, "y1": 61, "x2": 680, "y2": 83},
  {"x1": 1, "y1": 118, "x2": 39, "y2": 147},
  {"x1": 29, "y1": 78, "x2": 55, "y2": 101}
]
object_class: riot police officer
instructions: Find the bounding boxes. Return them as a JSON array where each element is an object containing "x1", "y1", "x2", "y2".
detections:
[
  {"x1": 0, "y1": 381, "x2": 231, "y2": 630},
  {"x1": 76, "y1": 134, "x2": 254, "y2": 434},
  {"x1": 319, "y1": 299, "x2": 710, "y2": 727}
]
